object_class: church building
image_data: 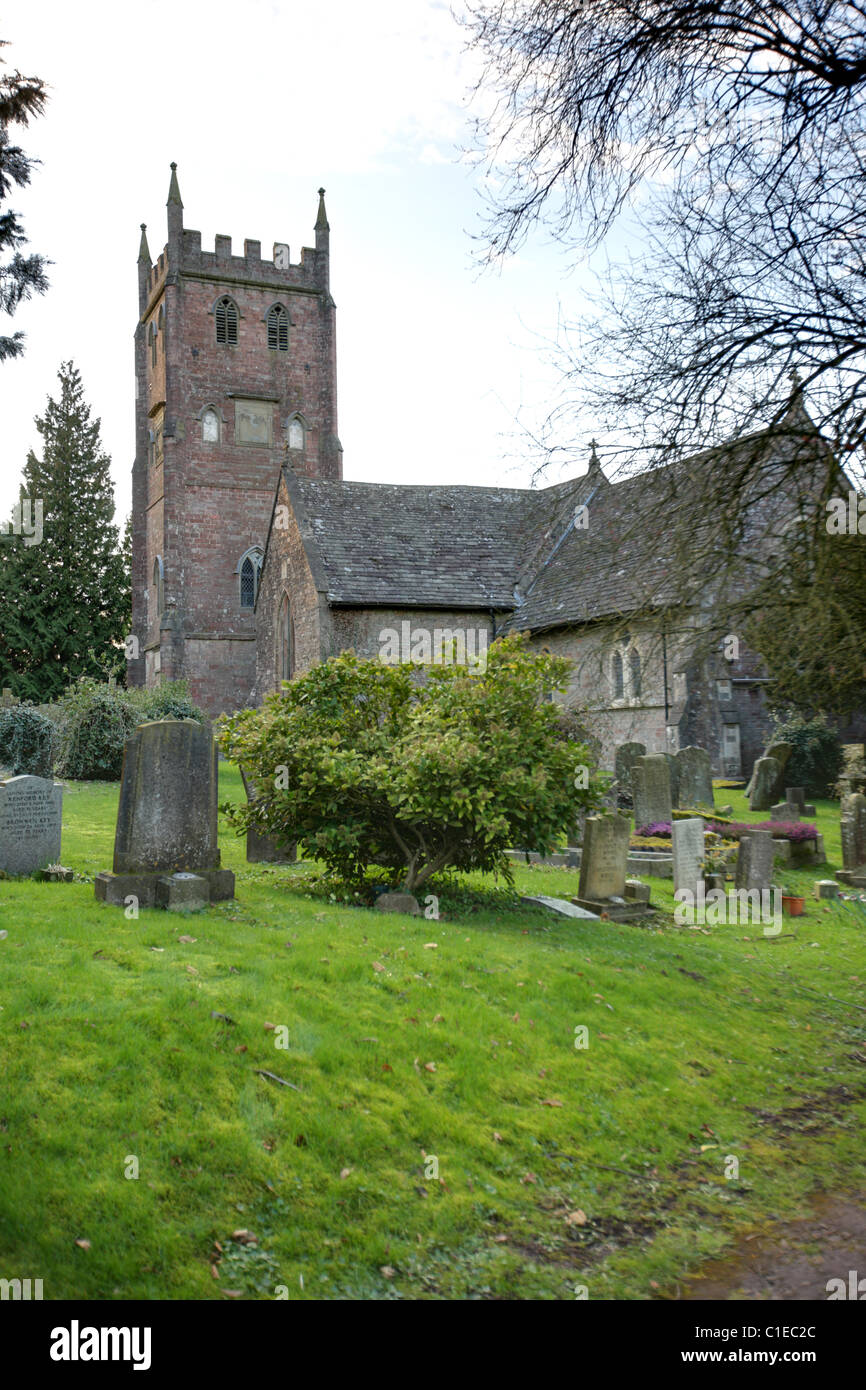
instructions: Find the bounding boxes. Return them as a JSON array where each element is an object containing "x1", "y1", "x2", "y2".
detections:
[{"x1": 130, "y1": 168, "x2": 831, "y2": 774}]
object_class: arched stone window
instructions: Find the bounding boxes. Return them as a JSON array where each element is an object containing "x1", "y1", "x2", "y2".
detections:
[
  {"x1": 215, "y1": 296, "x2": 239, "y2": 345},
  {"x1": 149, "y1": 322, "x2": 157, "y2": 367},
  {"x1": 238, "y1": 547, "x2": 263, "y2": 609},
  {"x1": 287, "y1": 414, "x2": 305, "y2": 451},
  {"x1": 153, "y1": 555, "x2": 165, "y2": 619},
  {"x1": 612, "y1": 649, "x2": 624, "y2": 700},
  {"x1": 267, "y1": 303, "x2": 289, "y2": 351},
  {"x1": 629, "y1": 647, "x2": 642, "y2": 699},
  {"x1": 158, "y1": 305, "x2": 165, "y2": 349},
  {"x1": 278, "y1": 593, "x2": 294, "y2": 682},
  {"x1": 202, "y1": 408, "x2": 220, "y2": 443}
]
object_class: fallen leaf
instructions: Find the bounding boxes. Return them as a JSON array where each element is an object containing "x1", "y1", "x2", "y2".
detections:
[
  {"x1": 178, "y1": 935, "x2": 197, "y2": 944},
  {"x1": 540, "y1": 1098, "x2": 564, "y2": 1107},
  {"x1": 222, "y1": 1290, "x2": 243, "y2": 1298},
  {"x1": 380, "y1": 1265, "x2": 396, "y2": 1279},
  {"x1": 372, "y1": 961, "x2": 385, "y2": 973},
  {"x1": 424, "y1": 1061, "x2": 437, "y2": 1072},
  {"x1": 565, "y1": 1209, "x2": 587, "y2": 1227},
  {"x1": 186, "y1": 965, "x2": 199, "y2": 976},
  {"x1": 492, "y1": 1131, "x2": 503, "y2": 1142},
  {"x1": 512, "y1": 1012, "x2": 520, "y2": 1022},
  {"x1": 423, "y1": 942, "x2": 438, "y2": 950},
  {"x1": 520, "y1": 1172, "x2": 537, "y2": 1185},
  {"x1": 381, "y1": 1063, "x2": 393, "y2": 1072},
  {"x1": 75, "y1": 1238, "x2": 91, "y2": 1250},
  {"x1": 432, "y1": 1014, "x2": 444, "y2": 1023},
  {"x1": 234, "y1": 1044, "x2": 248, "y2": 1054},
  {"x1": 210, "y1": 1263, "x2": 220, "y2": 1279},
  {"x1": 263, "y1": 1022, "x2": 277, "y2": 1031},
  {"x1": 340, "y1": 1167, "x2": 352, "y2": 1179},
  {"x1": 494, "y1": 1234, "x2": 508, "y2": 1243},
  {"x1": 231, "y1": 1229, "x2": 257, "y2": 1244}
]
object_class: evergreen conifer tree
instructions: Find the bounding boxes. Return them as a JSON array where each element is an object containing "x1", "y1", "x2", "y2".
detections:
[{"x1": 0, "y1": 362, "x2": 129, "y2": 698}]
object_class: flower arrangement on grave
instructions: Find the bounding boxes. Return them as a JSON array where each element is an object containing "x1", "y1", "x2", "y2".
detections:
[
  {"x1": 635, "y1": 821, "x2": 672, "y2": 838},
  {"x1": 706, "y1": 820, "x2": 818, "y2": 842}
]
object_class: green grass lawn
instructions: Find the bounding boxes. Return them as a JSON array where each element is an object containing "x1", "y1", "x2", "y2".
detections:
[{"x1": 1, "y1": 770, "x2": 864, "y2": 1300}]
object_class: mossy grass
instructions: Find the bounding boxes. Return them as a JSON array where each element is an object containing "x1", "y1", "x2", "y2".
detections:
[{"x1": 1, "y1": 772, "x2": 864, "y2": 1299}]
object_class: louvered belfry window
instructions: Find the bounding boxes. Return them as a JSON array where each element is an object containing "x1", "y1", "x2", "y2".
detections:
[
  {"x1": 215, "y1": 297, "x2": 238, "y2": 345},
  {"x1": 267, "y1": 304, "x2": 288, "y2": 351},
  {"x1": 240, "y1": 556, "x2": 256, "y2": 608}
]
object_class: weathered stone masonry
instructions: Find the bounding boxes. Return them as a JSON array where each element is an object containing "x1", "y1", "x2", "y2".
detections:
[{"x1": 129, "y1": 166, "x2": 341, "y2": 714}]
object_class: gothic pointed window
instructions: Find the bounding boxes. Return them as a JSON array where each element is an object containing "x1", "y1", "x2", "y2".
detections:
[
  {"x1": 629, "y1": 648, "x2": 642, "y2": 699},
  {"x1": 215, "y1": 296, "x2": 238, "y2": 345},
  {"x1": 287, "y1": 416, "x2": 305, "y2": 451},
  {"x1": 612, "y1": 649, "x2": 624, "y2": 700},
  {"x1": 149, "y1": 323, "x2": 157, "y2": 366},
  {"x1": 239, "y1": 547, "x2": 263, "y2": 608},
  {"x1": 153, "y1": 556, "x2": 165, "y2": 618},
  {"x1": 267, "y1": 304, "x2": 288, "y2": 351},
  {"x1": 278, "y1": 593, "x2": 294, "y2": 682}
]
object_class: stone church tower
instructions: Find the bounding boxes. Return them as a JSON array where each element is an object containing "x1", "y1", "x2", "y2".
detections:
[{"x1": 128, "y1": 165, "x2": 341, "y2": 714}]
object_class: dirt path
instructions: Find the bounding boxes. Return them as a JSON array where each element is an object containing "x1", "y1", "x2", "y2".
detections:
[{"x1": 681, "y1": 1194, "x2": 866, "y2": 1300}]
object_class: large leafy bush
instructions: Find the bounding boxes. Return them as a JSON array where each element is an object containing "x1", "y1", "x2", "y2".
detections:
[
  {"x1": 770, "y1": 711, "x2": 844, "y2": 798},
  {"x1": 0, "y1": 705, "x2": 56, "y2": 776},
  {"x1": 219, "y1": 634, "x2": 604, "y2": 892},
  {"x1": 56, "y1": 678, "x2": 206, "y2": 781}
]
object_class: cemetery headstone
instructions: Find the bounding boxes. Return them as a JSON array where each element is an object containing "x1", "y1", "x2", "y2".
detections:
[
  {"x1": 0, "y1": 774, "x2": 62, "y2": 876},
  {"x1": 676, "y1": 746, "x2": 714, "y2": 809},
  {"x1": 576, "y1": 813, "x2": 648, "y2": 919},
  {"x1": 770, "y1": 800, "x2": 801, "y2": 821},
  {"x1": 837, "y1": 792, "x2": 866, "y2": 887},
  {"x1": 745, "y1": 740, "x2": 792, "y2": 798},
  {"x1": 735, "y1": 833, "x2": 776, "y2": 893},
  {"x1": 749, "y1": 756, "x2": 781, "y2": 812},
  {"x1": 239, "y1": 764, "x2": 297, "y2": 864},
  {"x1": 786, "y1": 786, "x2": 816, "y2": 816},
  {"x1": 632, "y1": 754, "x2": 672, "y2": 828},
  {"x1": 95, "y1": 719, "x2": 235, "y2": 909},
  {"x1": 672, "y1": 817, "x2": 705, "y2": 898},
  {"x1": 613, "y1": 741, "x2": 646, "y2": 807},
  {"x1": 664, "y1": 753, "x2": 680, "y2": 809}
]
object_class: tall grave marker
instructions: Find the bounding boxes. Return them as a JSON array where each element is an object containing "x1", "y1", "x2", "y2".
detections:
[{"x1": 95, "y1": 719, "x2": 235, "y2": 909}]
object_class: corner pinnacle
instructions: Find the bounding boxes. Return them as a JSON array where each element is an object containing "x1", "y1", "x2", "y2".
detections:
[{"x1": 167, "y1": 162, "x2": 183, "y2": 208}]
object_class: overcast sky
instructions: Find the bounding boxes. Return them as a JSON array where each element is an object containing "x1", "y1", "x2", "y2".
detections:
[{"x1": 0, "y1": 0, "x2": 598, "y2": 523}]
